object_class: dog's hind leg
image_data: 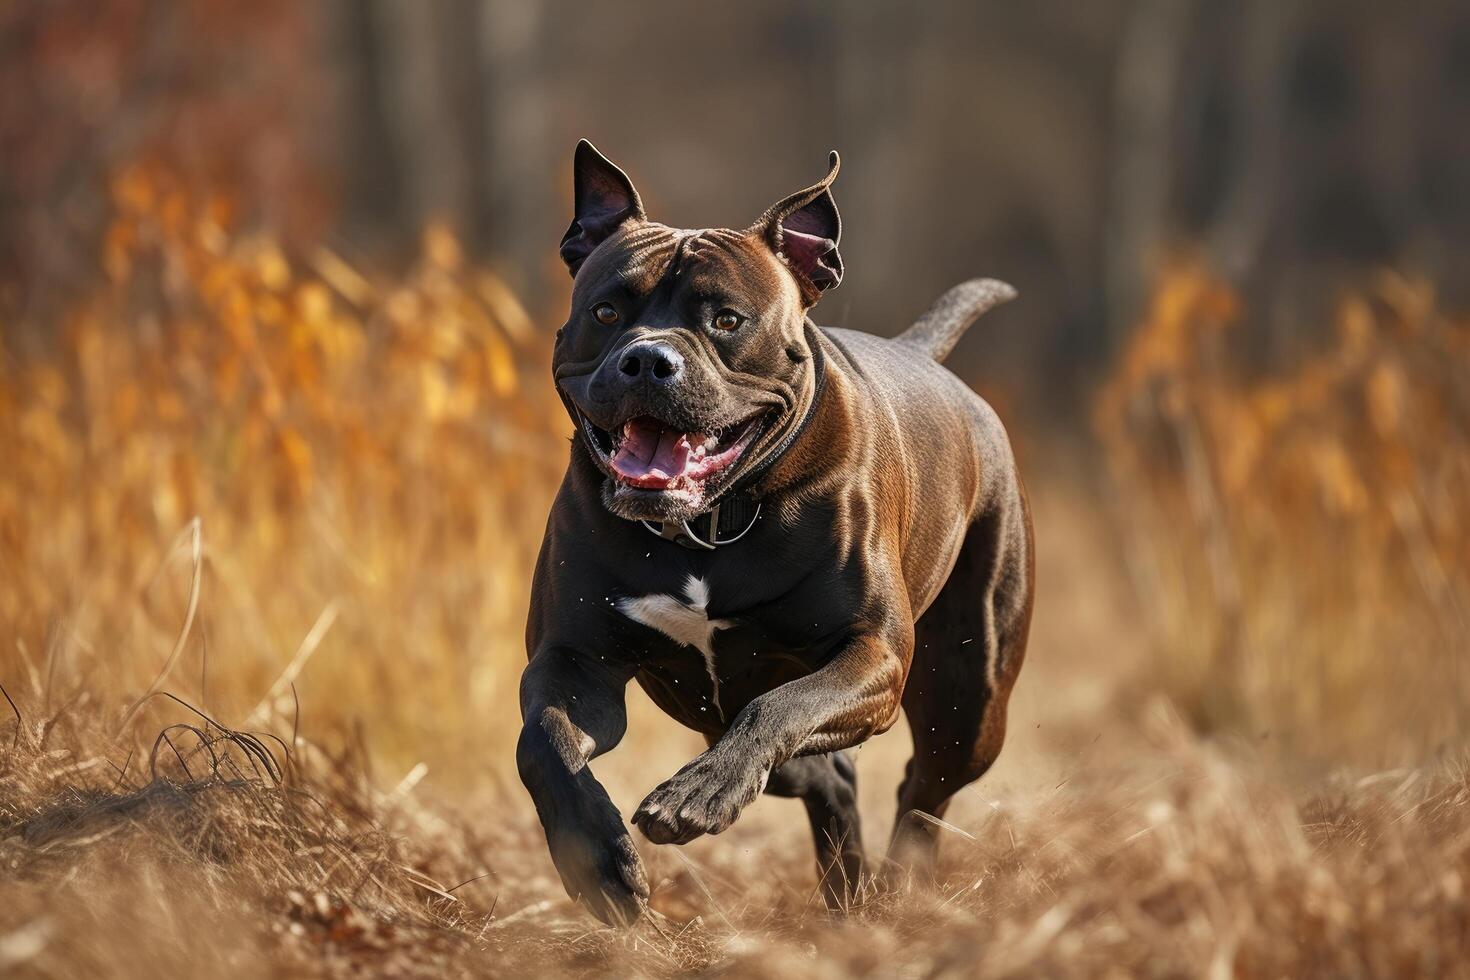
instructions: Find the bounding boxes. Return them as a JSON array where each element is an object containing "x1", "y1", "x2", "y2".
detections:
[
  {"x1": 889, "y1": 500, "x2": 1033, "y2": 876},
  {"x1": 764, "y1": 751, "x2": 865, "y2": 908}
]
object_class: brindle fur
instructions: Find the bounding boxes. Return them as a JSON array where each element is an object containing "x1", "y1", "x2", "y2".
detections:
[{"x1": 517, "y1": 141, "x2": 1033, "y2": 924}]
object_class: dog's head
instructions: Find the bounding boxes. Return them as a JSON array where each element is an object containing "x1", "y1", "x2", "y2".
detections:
[{"x1": 553, "y1": 140, "x2": 842, "y2": 524}]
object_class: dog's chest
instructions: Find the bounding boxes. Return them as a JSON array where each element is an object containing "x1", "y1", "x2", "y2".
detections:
[
  {"x1": 616, "y1": 575, "x2": 729, "y2": 657},
  {"x1": 615, "y1": 575, "x2": 734, "y2": 717},
  {"x1": 614, "y1": 573, "x2": 842, "y2": 727}
]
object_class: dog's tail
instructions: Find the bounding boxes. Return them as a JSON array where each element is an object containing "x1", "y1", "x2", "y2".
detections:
[{"x1": 896, "y1": 278, "x2": 1017, "y2": 363}]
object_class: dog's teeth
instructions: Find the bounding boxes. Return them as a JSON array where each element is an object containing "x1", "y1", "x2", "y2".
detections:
[{"x1": 702, "y1": 434, "x2": 719, "y2": 452}]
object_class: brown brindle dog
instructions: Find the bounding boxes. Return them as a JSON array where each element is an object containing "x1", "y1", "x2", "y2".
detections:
[{"x1": 517, "y1": 141, "x2": 1033, "y2": 925}]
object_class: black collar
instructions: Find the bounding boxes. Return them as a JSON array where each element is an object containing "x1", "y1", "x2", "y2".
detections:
[{"x1": 640, "y1": 492, "x2": 763, "y2": 550}]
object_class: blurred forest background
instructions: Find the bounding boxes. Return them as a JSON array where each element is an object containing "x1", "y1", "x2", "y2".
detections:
[
  {"x1": 1, "y1": 2, "x2": 1468, "y2": 975},
  {"x1": 6, "y1": 0, "x2": 1469, "y2": 399}
]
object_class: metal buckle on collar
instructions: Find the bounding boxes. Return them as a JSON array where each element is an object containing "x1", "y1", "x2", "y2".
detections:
[{"x1": 640, "y1": 496, "x2": 762, "y2": 551}]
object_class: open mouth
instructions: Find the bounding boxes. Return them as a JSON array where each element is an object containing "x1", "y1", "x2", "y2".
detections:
[{"x1": 578, "y1": 412, "x2": 766, "y2": 493}]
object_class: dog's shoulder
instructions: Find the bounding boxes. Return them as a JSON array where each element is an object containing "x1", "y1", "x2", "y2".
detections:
[{"x1": 817, "y1": 321, "x2": 1013, "y2": 469}]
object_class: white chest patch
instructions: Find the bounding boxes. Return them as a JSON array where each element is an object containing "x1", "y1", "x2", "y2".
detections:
[{"x1": 616, "y1": 575, "x2": 733, "y2": 719}]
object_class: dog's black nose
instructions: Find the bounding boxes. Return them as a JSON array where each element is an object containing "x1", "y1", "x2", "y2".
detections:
[{"x1": 617, "y1": 340, "x2": 684, "y2": 386}]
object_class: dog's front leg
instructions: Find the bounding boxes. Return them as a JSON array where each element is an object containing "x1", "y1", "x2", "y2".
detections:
[
  {"x1": 517, "y1": 647, "x2": 647, "y2": 925},
  {"x1": 633, "y1": 627, "x2": 910, "y2": 845}
]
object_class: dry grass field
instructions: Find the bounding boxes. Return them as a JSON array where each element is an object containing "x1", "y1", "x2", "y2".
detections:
[{"x1": 1, "y1": 167, "x2": 1468, "y2": 977}]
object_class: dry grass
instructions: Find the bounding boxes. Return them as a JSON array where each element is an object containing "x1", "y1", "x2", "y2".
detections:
[
  {"x1": 1097, "y1": 259, "x2": 1470, "y2": 764},
  {"x1": 0, "y1": 172, "x2": 1467, "y2": 977}
]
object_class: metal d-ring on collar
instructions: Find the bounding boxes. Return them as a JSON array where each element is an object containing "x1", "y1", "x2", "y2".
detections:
[{"x1": 639, "y1": 325, "x2": 827, "y2": 551}]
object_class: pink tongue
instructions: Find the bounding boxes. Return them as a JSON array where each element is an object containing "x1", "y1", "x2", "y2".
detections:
[
  {"x1": 611, "y1": 418, "x2": 693, "y2": 485},
  {"x1": 617, "y1": 418, "x2": 660, "y2": 467},
  {"x1": 652, "y1": 427, "x2": 688, "y2": 475}
]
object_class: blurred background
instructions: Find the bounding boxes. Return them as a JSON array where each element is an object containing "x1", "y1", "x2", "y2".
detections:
[
  {"x1": 2, "y1": 2, "x2": 1469, "y2": 974},
  {"x1": 8, "y1": 1, "x2": 1470, "y2": 400}
]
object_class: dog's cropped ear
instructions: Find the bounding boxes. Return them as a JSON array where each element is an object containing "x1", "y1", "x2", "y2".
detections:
[
  {"x1": 753, "y1": 151, "x2": 842, "y2": 305},
  {"x1": 560, "y1": 140, "x2": 646, "y2": 277}
]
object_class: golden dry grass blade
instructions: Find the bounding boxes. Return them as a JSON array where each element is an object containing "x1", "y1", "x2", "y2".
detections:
[{"x1": 116, "y1": 518, "x2": 203, "y2": 736}]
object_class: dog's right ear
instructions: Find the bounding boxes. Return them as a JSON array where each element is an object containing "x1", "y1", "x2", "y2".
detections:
[{"x1": 560, "y1": 140, "x2": 645, "y2": 277}]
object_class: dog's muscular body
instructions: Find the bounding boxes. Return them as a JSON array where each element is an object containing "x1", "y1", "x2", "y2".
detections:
[{"x1": 518, "y1": 142, "x2": 1033, "y2": 925}]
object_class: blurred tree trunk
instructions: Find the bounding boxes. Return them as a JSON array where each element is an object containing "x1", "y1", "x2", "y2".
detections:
[
  {"x1": 833, "y1": 0, "x2": 920, "y2": 333},
  {"x1": 477, "y1": 0, "x2": 551, "y2": 300},
  {"x1": 375, "y1": 2, "x2": 475, "y2": 230},
  {"x1": 1206, "y1": 0, "x2": 1298, "y2": 286},
  {"x1": 1106, "y1": 0, "x2": 1195, "y2": 338},
  {"x1": 332, "y1": 0, "x2": 407, "y2": 242},
  {"x1": 328, "y1": 0, "x2": 551, "y2": 299}
]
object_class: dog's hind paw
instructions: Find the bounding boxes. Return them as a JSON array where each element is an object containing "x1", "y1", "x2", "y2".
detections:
[{"x1": 632, "y1": 749, "x2": 767, "y2": 845}]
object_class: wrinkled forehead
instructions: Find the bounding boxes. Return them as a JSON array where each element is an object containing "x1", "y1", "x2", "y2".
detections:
[{"x1": 573, "y1": 223, "x2": 789, "y2": 304}]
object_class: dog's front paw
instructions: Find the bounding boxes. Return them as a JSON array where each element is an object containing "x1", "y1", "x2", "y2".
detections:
[
  {"x1": 546, "y1": 803, "x2": 649, "y2": 926},
  {"x1": 632, "y1": 749, "x2": 768, "y2": 845}
]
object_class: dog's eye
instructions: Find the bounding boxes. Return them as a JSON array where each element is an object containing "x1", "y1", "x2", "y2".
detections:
[
  {"x1": 712, "y1": 309, "x2": 745, "y2": 331},
  {"x1": 592, "y1": 302, "x2": 620, "y2": 325}
]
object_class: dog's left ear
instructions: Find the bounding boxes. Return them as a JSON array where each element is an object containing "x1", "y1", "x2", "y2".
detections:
[
  {"x1": 753, "y1": 151, "x2": 843, "y2": 305},
  {"x1": 560, "y1": 140, "x2": 646, "y2": 277}
]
